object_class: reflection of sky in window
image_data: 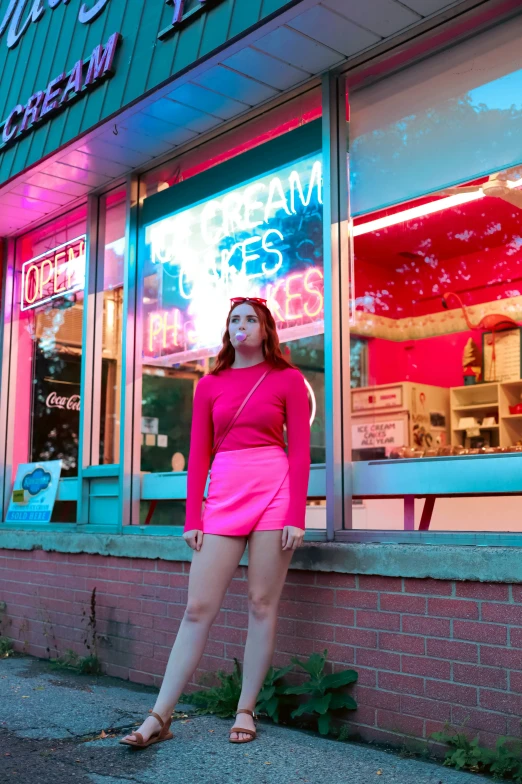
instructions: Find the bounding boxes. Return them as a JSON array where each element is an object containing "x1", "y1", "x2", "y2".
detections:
[{"x1": 468, "y1": 69, "x2": 522, "y2": 112}]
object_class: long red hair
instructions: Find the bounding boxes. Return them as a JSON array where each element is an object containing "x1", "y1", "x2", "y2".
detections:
[{"x1": 210, "y1": 302, "x2": 296, "y2": 375}]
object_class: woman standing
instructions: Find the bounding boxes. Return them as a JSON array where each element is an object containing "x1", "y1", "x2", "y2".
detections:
[{"x1": 121, "y1": 297, "x2": 311, "y2": 748}]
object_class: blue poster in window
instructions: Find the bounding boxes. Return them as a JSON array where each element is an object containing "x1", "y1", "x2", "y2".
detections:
[{"x1": 5, "y1": 460, "x2": 62, "y2": 523}]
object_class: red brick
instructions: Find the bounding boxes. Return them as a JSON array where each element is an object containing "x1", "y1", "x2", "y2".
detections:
[
  {"x1": 319, "y1": 642, "x2": 355, "y2": 664},
  {"x1": 335, "y1": 627, "x2": 377, "y2": 648},
  {"x1": 480, "y1": 645, "x2": 522, "y2": 669},
  {"x1": 117, "y1": 569, "x2": 144, "y2": 584},
  {"x1": 357, "y1": 576, "x2": 403, "y2": 593},
  {"x1": 128, "y1": 611, "x2": 154, "y2": 628},
  {"x1": 142, "y1": 571, "x2": 171, "y2": 587},
  {"x1": 452, "y1": 706, "x2": 507, "y2": 735},
  {"x1": 510, "y1": 628, "x2": 522, "y2": 648},
  {"x1": 428, "y1": 598, "x2": 479, "y2": 620},
  {"x1": 169, "y1": 574, "x2": 189, "y2": 588},
  {"x1": 427, "y1": 639, "x2": 478, "y2": 663},
  {"x1": 356, "y1": 648, "x2": 401, "y2": 671},
  {"x1": 378, "y1": 672, "x2": 424, "y2": 696},
  {"x1": 275, "y1": 618, "x2": 296, "y2": 636},
  {"x1": 507, "y1": 717, "x2": 522, "y2": 738},
  {"x1": 221, "y1": 594, "x2": 248, "y2": 612},
  {"x1": 356, "y1": 686, "x2": 401, "y2": 711},
  {"x1": 276, "y1": 635, "x2": 316, "y2": 656},
  {"x1": 336, "y1": 590, "x2": 378, "y2": 610},
  {"x1": 426, "y1": 679, "x2": 477, "y2": 706},
  {"x1": 380, "y1": 594, "x2": 426, "y2": 614},
  {"x1": 482, "y1": 603, "x2": 522, "y2": 626},
  {"x1": 402, "y1": 616, "x2": 451, "y2": 637},
  {"x1": 283, "y1": 586, "x2": 335, "y2": 605},
  {"x1": 355, "y1": 667, "x2": 377, "y2": 687},
  {"x1": 454, "y1": 663, "x2": 507, "y2": 690},
  {"x1": 315, "y1": 573, "x2": 356, "y2": 588},
  {"x1": 404, "y1": 578, "x2": 452, "y2": 596},
  {"x1": 286, "y1": 571, "x2": 315, "y2": 586},
  {"x1": 402, "y1": 655, "x2": 451, "y2": 680},
  {"x1": 209, "y1": 625, "x2": 243, "y2": 645},
  {"x1": 379, "y1": 633, "x2": 425, "y2": 655},
  {"x1": 480, "y1": 689, "x2": 522, "y2": 716},
  {"x1": 314, "y1": 606, "x2": 354, "y2": 625},
  {"x1": 512, "y1": 585, "x2": 522, "y2": 603},
  {"x1": 377, "y1": 709, "x2": 424, "y2": 737},
  {"x1": 295, "y1": 621, "x2": 333, "y2": 641},
  {"x1": 456, "y1": 583, "x2": 509, "y2": 601},
  {"x1": 454, "y1": 621, "x2": 507, "y2": 645},
  {"x1": 228, "y1": 579, "x2": 248, "y2": 596},
  {"x1": 226, "y1": 611, "x2": 248, "y2": 628},
  {"x1": 401, "y1": 695, "x2": 452, "y2": 721},
  {"x1": 510, "y1": 671, "x2": 522, "y2": 693},
  {"x1": 357, "y1": 611, "x2": 400, "y2": 631},
  {"x1": 278, "y1": 600, "x2": 315, "y2": 621},
  {"x1": 350, "y1": 705, "x2": 377, "y2": 726},
  {"x1": 155, "y1": 560, "x2": 184, "y2": 573}
]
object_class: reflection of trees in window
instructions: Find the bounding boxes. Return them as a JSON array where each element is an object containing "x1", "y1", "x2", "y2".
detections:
[{"x1": 351, "y1": 93, "x2": 522, "y2": 216}]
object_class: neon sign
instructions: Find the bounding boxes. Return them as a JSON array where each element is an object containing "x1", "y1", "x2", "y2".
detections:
[
  {"x1": 1, "y1": 32, "x2": 121, "y2": 150},
  {"x1": 144, "y1": 155, "x2": 323, "y2": 363},
  {"x1": 21, "y1": 235, "x2": 86, "y2": 312}
]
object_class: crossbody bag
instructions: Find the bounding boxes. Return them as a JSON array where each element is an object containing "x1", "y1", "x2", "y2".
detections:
[{"x1": 211, "y1": 369, "x2": 271, "y2": 458}]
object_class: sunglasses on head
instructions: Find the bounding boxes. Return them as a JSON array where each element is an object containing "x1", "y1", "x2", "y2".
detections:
[{"x1": 230, "y1": 296, "x2": 268, "y2": 307}]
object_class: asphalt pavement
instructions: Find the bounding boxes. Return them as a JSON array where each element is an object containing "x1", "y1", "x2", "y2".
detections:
[{"x1": 0, "y1": 654, "x2": 481, "y2": 784}]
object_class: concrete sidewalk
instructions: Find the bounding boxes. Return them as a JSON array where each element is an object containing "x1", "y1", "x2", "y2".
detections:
[{"x1": 1, "y1": 655, "x2": 479, "y2": 784}]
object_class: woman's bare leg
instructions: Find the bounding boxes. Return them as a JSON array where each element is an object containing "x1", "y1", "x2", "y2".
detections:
[
  {"x1": 123, "y1": 534, "x2": 246, "y2": 742},
  {"x1": 230, "y1": 530, "x2": 294, "y2": 741}
]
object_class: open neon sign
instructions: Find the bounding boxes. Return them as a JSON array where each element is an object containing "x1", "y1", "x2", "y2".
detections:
[
  {"x1": 144, "y1": 155, "x2": 323, "y2": 362},
  {"x1": 21, "y1": 235, "x2": 86, "y2": 312}
]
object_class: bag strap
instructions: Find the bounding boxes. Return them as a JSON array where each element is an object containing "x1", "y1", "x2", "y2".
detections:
[{"x1": 212, "y1": 369, "x2": 271, "y2": 457}]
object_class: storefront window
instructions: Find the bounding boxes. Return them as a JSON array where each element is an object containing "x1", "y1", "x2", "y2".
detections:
[
  {"x1": 6, "y1": 208, "x2": 87, "y2": 520},
  {"x1": 96, "y1": 190, "x2": 125, "y2": 465},
  {"x1": 138, "y1": 145, "x2": 325, "y2": 526},
  {"x1": 351, "y1": 163, "x2": 522, "y2": 530}
]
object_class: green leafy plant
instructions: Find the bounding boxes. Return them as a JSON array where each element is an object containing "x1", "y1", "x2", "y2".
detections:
[
  {"x1": 432, "y1": 728, "x2": 522, "y2": 781},
  {"x1": 0, "y1": 636, "x2": 13, "y2": 658},
  {"x1": 49, "y1": 648, "x2": 102, "y2": 675},
  {"x1": 180, "y1": 658, "x2": 242, "y2": 718},
  {"x1": 284, "y1": 650, "x2": 358, "y2": 736},
  {"x1": 256, "y1": 664, "x2": 294, "y2": 723}
]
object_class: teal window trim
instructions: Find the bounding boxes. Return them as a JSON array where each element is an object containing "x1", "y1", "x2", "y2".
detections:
[{"x1": 139, "y1": 120, "x2": 322, "y2": 228}]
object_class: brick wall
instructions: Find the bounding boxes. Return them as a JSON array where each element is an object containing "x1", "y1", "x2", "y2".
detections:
[{"x1": 1, "y1": 547, "x2": 521, "y2": 750}]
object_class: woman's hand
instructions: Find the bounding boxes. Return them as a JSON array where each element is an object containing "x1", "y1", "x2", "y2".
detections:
[
  {"x1": 183, "y1": 529, "x2": 204, "y2": 552},
  {"x1": 281, "y1": 526, "x2": 304, "y2": 551}
]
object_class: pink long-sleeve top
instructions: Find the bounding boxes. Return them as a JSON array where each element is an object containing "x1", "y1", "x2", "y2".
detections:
[{"x1": 185, "y1": 360, "x2": 311, "y2": 532}]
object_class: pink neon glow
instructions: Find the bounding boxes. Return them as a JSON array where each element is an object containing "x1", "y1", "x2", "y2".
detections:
[{"x1": 145, "y1": 266, "x2": 325, "y2": 359}]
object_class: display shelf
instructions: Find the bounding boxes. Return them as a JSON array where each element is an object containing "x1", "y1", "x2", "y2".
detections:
[
  {"x1": 451, "y1": 380, "x2": 522, "y2": 449},
  {"x1": 453, "y1": 425, "x2": 499, "y2": 431},
  {"x1": 453, "y1": 403, "x2": 499, "y2": 411}
]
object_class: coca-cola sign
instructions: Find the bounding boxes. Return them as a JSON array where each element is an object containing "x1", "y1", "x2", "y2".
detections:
[{"x1": 46, "y1": 392, "x2": 81, "y2": 411}]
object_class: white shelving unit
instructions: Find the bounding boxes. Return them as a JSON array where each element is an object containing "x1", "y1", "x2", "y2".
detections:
[{"x1": 450, "y1": 380, "x2": 522, "y2": 448}]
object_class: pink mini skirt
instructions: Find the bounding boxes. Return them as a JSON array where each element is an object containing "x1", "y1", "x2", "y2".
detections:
[{"x1": 202, "y1": 446, "x2": 290, "y2": 536}]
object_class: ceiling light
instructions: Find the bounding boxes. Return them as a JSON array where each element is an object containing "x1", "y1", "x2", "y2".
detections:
[{"x1": 353, "y1": 191, "x2": 484, "y2": 237}]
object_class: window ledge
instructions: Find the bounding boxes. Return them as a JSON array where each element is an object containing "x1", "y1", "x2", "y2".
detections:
[{"x1": 0, "y1": 529, "x2": 521, "y2": 582}]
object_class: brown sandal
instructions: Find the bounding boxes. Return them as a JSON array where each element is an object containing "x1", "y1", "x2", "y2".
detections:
[
  {"x1": 229, "y1": 709, "x2": 257, "y2": 744},
  {"x1": 119, "y1": 709, "x2": 174, "y2": 748}
]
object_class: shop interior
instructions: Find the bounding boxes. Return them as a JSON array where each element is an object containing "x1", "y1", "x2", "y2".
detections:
[{"x1": 352, "y1": 162, "x2": 522, "y2": 531}]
